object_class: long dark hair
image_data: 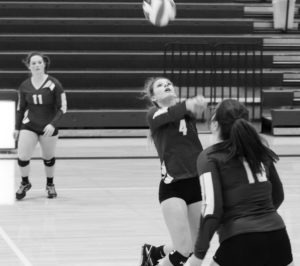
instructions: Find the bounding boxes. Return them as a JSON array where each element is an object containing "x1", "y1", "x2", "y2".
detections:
[{"x1": 211, "y1": 99, "x2": 278, "y2": 176}]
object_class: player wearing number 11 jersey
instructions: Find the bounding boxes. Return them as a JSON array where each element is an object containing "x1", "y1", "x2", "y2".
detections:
[
  {"x1": 15, "y1": 52, "x2": 67, "y2": 200},
  {"x1": 140, "y1": 77, "x2": 207, "y2": 266},
  {"x1": 16, "y1": 75, "x2": 65, "y2": 134}
]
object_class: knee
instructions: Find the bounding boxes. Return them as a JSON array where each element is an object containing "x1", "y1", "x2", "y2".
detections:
[
  {"x1": 18, "y1": 159, "x2": 30, "y2": 167},
  {"x1": 43, "y1": 157, "x2": 56, "y2": 167}
]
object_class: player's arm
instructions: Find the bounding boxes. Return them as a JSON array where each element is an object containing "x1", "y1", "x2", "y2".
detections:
[
  {"x1": 147, "y1": 96, "x2": 206, "y2": 131},
  {"x1": 15, "y1": 87, "x2": 27, "y2": 130},
  {"x1": 147, "y1": 101, "x2": 188, "y2": 131},
  {"x1": 49, "y1": 80, "x2": 67, "y2": 127},
  {"x1": 193, "y1": 152, "x2": 223, "y2": 260},
  {"x1": 268, "y1": 162, "x2": 284, "y2": 209}
]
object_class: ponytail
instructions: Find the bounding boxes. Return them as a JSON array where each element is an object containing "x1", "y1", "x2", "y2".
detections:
[
  {"x1": 228, "y1": 119, "x2": 278, "y2": 176},
  {"x1": 211, "y1": 99, "x2": 278, "y2": 177}
]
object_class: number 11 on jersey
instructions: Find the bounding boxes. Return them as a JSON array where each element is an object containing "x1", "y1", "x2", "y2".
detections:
[{"x1": 32, "y1": 94, "x2": 43, "y2": 105}]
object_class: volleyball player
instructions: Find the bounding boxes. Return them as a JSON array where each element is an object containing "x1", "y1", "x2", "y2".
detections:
[
  {"x1": 185, "y1": 99, "x2": 294, "y2": 266},
  {"x1": 14, "y1": 52, "x2": 67, "y2": 200},
  {"x1": 140, "y1": 77, "x2": 207, "y2": 266}
]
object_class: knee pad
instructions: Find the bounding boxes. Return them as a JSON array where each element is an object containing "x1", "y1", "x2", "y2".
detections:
[
  {"x1": 18, "y1": 159, "x2": 30, "y2": 167},
  {"x1": 43, "y1": 157, "x2": 56, "y2": 167},
  {"x1": 169, "y1": 250, "x2": 188, "y2": 266}
]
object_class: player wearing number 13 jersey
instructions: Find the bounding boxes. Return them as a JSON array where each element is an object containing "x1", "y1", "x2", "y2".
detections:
[
  {"x1": 139, "y1": 77, "x2": 207, "y2": 266},
  {"x1": 14, "y1": 52, "x2": 67, "y2": 201},
  {"x1": 186, "y1": 99, "x2": 293, "y2": 266}
]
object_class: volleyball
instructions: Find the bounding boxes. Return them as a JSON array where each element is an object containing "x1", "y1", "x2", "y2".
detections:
[{"x1": 143, "y1": 0, "x2": 176, "y2": 27}]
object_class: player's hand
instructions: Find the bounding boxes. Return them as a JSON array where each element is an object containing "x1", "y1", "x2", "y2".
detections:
[
  {"x1": 13, "y1": 130, "x2": 20, "y2": 140},
  {"x1": 184, "y1": 254, "x2": 203, "y2": 266},
  {"x1": 43, "y1": 124, "x2": 55, "y2": 137},
  {"x1": 186, "y1": 95, "x2": 207, "y2": 119}
]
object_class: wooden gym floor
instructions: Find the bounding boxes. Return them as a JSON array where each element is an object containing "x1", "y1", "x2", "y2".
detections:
[{"x1": 0, "y1": 133, "x2": 299, "y2": 266}]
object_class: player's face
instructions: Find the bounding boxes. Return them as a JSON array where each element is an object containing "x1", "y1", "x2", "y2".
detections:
[
  {"x1": 152, "y1": 78, "x2": 177, "y2": 107},
  {"x1": 29, "y1": 55, "x2": 46, "y2": 76}
]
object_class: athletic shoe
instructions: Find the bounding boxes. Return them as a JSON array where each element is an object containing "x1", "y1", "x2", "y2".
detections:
[
  {"x1": 46, "y1": 184, "x2": 57, "y2": 198},
  {"x1": 140, "y1": 244, "x2": 155, "y2": 266},
  {"x1": 16, "y1": 182, "x2": 32, "y2": 200}
]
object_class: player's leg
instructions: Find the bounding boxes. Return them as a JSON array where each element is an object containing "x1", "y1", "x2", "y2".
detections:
[
  {"x1": 186, "y1": 177, "x2": 202, "y2": 246},
  {"x1": 158, "y1": 197, "x2": 192, "y2": 266},
  {"x1": 140, "y1": 179, "x2": 187, "y2": 266},
  {"x1": 187, "y1": 201, "x2": 202, "y2": 245},
  {"x1": 140, "y1": 179, "x2": 194, "y2": 266},
  {"x1": 185, "y1": 184, "x2": 202, "y2": 265},
  {"x1": 152, "y1": 198, "x2": 192, "y2": 266},
  {"x1": 16, "y1": 129, "x2": 39, "y2": 200},
  {"x1": 39, "y1": 134, "x2": 59, "y2": 198}
]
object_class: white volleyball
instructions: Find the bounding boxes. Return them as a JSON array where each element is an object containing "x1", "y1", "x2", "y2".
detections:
[{"x1": 143, "y1": 0, "x2": 176, "y2": 27}]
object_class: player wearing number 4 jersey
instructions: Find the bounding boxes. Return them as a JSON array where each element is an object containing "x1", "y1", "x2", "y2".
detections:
[
  {"x1": 14, "y1": 52, "x2": 67, "y2": 200},
  {"x1": 186, "y1": 99, "x2": 294, "y2": 266},
  {"x1": 140, "y1": 77, "x2": 207, "y2": 266}
]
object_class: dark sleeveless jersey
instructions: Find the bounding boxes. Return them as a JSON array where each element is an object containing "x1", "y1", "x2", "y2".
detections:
[
  {"x1": 147, "y1": 102, "x2": 203, "y2": 183},
  {"x1": 15, "y1": 75, "x2": 67, "y2": 132},
  {"x1": 194, "y1": 144, "x2": 285, "y2": 259}
]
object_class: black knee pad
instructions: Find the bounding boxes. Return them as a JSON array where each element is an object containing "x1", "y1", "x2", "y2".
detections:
[
  {"x1": 43, "y1": 157, "x2": 56, "y2": 167},
  {"x1": 18, "y1": 159, "x2": 30, "y2": 167},
  {"x1": 169, "y1": 250, "x2": 188, "y2": 266}
]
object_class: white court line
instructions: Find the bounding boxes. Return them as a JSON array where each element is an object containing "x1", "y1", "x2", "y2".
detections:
[{"x1": 0, "y1": 226, "x2": 32, "y2": 266}]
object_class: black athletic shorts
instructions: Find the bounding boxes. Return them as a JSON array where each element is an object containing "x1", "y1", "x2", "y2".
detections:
[
  {"x1": 21, "y1": 124, "x2": 58, "y2": 136},
  {"x1": 159, "y1": 177, "x2": 202, "y2": 204},
  {"x1": 213, "y1": 228, "x2": 293, "y2": 266}
]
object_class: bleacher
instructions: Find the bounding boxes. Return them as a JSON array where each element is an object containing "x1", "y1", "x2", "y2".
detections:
[{"x1": 0, "y1": 0, "x2": 300, "y2": 135}]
